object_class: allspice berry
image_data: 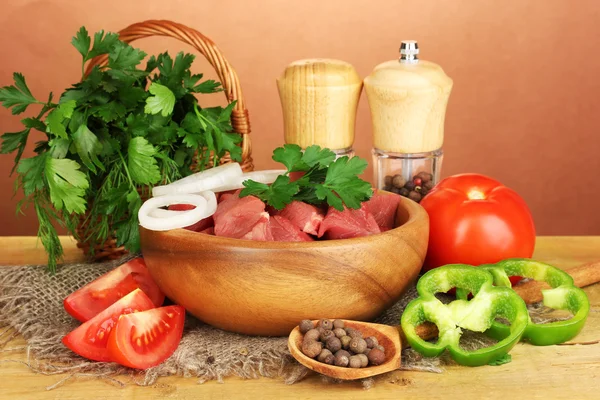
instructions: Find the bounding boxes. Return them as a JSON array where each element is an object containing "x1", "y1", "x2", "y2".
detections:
[
  {"x1": 408, "y1": 190, "x2": 422, "y2": 202},
  {"x1": 333, "y1": 328, "x2": 346, "y2": 338},
  {"x1": 349, "y1": 337, "x2": 368, "y2": 354},
  {"x1": 367, "y1": 348, "x2": 385, "y2": 366},
  {"x1": 326, "y1": 337, "x2": 342, "y2": 353},
  {"x1": 365, "y1": 336, "x2": 378, "y2": 348},
  {"x1": 333, "y1": 319, "x2": 345, "y2": 329},
  {"x1": 384, "y1": 176, "x2": 393, "y2": 187},
  {"x1": 346, "y1": 328, "x2": 363, "y2": 339},
  {"x1": 323, "y1": 354, "x2": 335, "y2": 365},
  {"x1": 334, "y1": 354, "x2": 349, "y2": 367},
  {"x1": 318, "y1": 319, "x2": 333, "y2": 330},
  {"x1": 349, "y1": 355, "x2": 362, "y2": 368},
  {"x1": 375, "y1": 345, "x2": 385, "y2": 352},
  {"x1": 302, "y1": 340, "x2": 323, "y2": 358},
  {"x1": 357, "y1": 353, "x2": 369, "y2": 368},
  {"x1": 340, "y1": 335, "x2": 352, "y2": 349},
  {"x1": 317, "y1": 349, "x2": 333, "y2": 363},
  {"x1": 320, "y1": 329, "x2": 335, "y2": 342},
  {"x1": 392, "y1": 174, "x2": 406, "y2": 188},
  {"x1": 335, "y1": 350, "x2": 351, "y2": 359},
  {"x1": 304, "y1": 329, "x2": 320, "y2": 342},
  {"x1": 299, "y1": 320, "x2": 314, "y2": 334}
]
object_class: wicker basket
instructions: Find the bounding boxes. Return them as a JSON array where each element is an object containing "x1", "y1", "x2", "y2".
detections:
[{"x1": 76, "y1": 20, "x2": 254, "y2": 261}]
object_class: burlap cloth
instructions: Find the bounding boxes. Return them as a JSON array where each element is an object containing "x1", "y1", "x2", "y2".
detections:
[{"x1": 0, "y1": 255, "x2": 554, "y2": 389}]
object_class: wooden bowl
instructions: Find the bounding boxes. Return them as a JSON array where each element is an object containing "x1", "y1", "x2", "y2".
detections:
[{"x1": 140, "y1": 195, "x2": 429, "y2": 336}]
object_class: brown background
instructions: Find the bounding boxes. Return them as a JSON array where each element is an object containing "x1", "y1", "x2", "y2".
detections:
[{"x1": 0, "y1": 0, "x2": 599, "y2": 236}]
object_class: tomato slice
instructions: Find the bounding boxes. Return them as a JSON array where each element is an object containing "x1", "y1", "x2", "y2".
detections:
[
  {"x1": 64, "y1": 258, "x2": 165, "y2": 322},
  {"x1": 62, "y1": 289, "x2": 155, "y2": 362},
  {"x1": 107, "y1": 305, "x2": 185, "y2": 369}
]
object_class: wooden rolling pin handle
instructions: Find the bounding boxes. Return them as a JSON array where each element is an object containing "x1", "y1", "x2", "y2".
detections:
[{"x1": 399, "y1": 260, "x2": 600, "y2": 346}]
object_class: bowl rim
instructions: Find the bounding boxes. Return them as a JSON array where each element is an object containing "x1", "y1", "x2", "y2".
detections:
[{"x1": 141, "y1": 193, "x2": 428, "y2": 250}]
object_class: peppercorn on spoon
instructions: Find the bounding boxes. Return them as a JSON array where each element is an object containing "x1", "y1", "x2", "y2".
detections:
[{"x1": 287, "y1": 319, "x2": 437, "y2": 380}]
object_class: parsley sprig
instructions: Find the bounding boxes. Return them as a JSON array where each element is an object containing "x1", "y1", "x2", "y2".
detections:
[
  {"x1": 0, "y1": 27, "x2": 242, "y2": 272},
  {"x1": 240, "y1": 144, "x2": 373, "y2": 211}
]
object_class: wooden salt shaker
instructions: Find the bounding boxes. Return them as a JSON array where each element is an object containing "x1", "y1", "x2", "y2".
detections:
[
  {"x1": 364, "y1": 41, "x2": 453, "y2": 202},
  {"x1": 277, "y1": 59, "x2": 362, "y2": 156}
]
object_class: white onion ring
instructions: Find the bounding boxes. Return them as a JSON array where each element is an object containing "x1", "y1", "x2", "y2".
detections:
[
  {"x1": 138, "y1": 192, "x2": 217, "y2": 231},
  {"x1": 210, "y1": 170, "x2": 286, "y2": 193},
  {"x1": 152, "y1": 163, "x2": 243, "y2": 197},
  {"x1": 148, "y1": 191, "x2": 218, "y2": 220}
]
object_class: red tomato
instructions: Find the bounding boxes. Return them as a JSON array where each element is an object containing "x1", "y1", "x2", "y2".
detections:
[
  {"x1": 62, "y1": 289, "x2": 155, "y2": 362},
  {"x1": 420, "y1": 173, "x2": 536, "y2": 283},
  {"x1": 107, "y1": 305, "x2": 185, "y2": 369},
  {"x1": 64, "y1": 258, "x2": 164, "y2": 322}
]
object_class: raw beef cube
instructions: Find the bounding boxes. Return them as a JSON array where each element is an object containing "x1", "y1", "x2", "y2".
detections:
[
  {"x1": 364, "y1": 191, "x2": 402, "y2": 231},
  {"x1": 270, "y1": 215, "x2": 314, "y2": 242},
  {"x1": 213, "y1": 191, "x2": 267, "y2": 239},
  {"x1": 168, "y1": 204, "x2": 214, "y2": 232},
  {"x1": 241, "y1": 212, "x2": 274, "y2": 241},
  {"x1": 279, "y1": 201, "x2": 324, "y2": 236},
  {"x1": 318, "y1": 203, "x2": 381, "y2": 239}
]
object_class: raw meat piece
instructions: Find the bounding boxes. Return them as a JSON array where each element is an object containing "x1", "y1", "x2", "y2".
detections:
[
  {"x1": 213, "y1": 190, "x2": 267, "y2": 239},
  {"x1": 168, "y1": 204, "x2": 213, "y2": 232},
  {"x1": 364, "y1": 191, "x2": 402, "y2": 231},
  {"x1": 270, "y1": 215, "x2": 314, "y2": 242},
  {"x1": 279, "y1": 201, "x2": 324, "y2": 235},
  {"x1": 241, "y1": 212, "x2": 274, "y2": 241},
  {"x1": 199, "y1": 226, "x2": 215, "y2": 235},
  {"x1": 318, "y1": 203, "x2": 381, "y2": 239}
]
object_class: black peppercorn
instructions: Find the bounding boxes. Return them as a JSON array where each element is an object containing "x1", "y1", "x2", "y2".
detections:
[
  {"x1": 423, "y1": 180, "x2": 434, "y2": 191},
  {"x1": 399, "y1": 187, "x2": 409, "y2": 197},
  {"x1": 416, "y1": 171, "x2": 433, "y2": 183},
  {"x1": 404, "y1": 181, "x2": 416, "y2": 191},
  {"x1": 391, "y1": 186, "x2": 402, "y2": 195},
  {"x1": 384, "y1": 176, "x2": 393, "y2": 187},
  {"x1": 383, "y1": 185, "x2": 392, "y2": 192}
]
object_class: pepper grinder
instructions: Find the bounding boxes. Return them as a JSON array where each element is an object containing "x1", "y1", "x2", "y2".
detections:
[
  {"x1": 277, "y1": 59, "x2": 362, "y2": 157},
  {"x1": 364, "y1": 41, "x2": 453, "y2": 202}
]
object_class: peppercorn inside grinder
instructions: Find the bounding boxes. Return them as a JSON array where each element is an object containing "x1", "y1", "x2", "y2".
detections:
[
  {"x1": 276, "y1": 59, "x2": 362, "y2": 157},
  {"x1": 364, "y1": 41, "x2": 453, "y2": 202}
]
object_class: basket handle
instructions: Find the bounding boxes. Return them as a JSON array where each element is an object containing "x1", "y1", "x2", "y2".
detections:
[{"x1": 85, "y1": 19, "x2": 253, "y2": 171}]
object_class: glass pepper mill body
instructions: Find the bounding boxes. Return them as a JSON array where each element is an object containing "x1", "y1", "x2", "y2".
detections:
[{"x1": 364, "y1": 41, "x2": 453, "y2": 202}]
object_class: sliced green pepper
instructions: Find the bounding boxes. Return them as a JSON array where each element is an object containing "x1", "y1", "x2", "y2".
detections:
[
  {"x1": 471, "y1": 259, "x2": 590, "y2": 346},
  {"x1": 401, "y1": 264, "x2": 529, "y2": 366}
]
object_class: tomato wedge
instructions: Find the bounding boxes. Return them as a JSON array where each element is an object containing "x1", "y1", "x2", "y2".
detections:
[
  {"x1": 64, "y1": 257, "x2": 164, "y2": 322},
  {"x1": 107, "y1": 305, "x2": 185, "y2": 369},
  {"x1": 62, "y1": 289, "x2": 155, "y2": 362}
]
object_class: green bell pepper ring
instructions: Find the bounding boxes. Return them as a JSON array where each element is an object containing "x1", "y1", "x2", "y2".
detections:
[
  {"x1": 401, "y1": 264, "x2": 529, "y2": 366},
  {"x1": 472, "y1": 259, "x2": 590, "y2": 346}
]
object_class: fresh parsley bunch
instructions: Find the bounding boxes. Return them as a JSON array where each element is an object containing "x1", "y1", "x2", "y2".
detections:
[
  {"x1": 0, "y1": 27, "x2": 242, "y2": 272},
  {"x1": 240, "y1": 144, "x2": 373, "y2": 211}
]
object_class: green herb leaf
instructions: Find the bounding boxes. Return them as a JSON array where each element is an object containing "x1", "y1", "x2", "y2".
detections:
[
  {"x1": 127, "y1": 137, "x2": 161, "y2": 185},
  {"x1": 45, "y1": 157, "x2": 89, "y2": 213},
  {"x1": 87, "y1": 30, "x2": 120, "y2": 60},
  {"x1": 91, "y1": 102, "x2": 127, "y2": 122},
  {"x1": 302, "y1": 145, "x2": 336, "y2": 168},
  {"x1": 48, "y1": 138, "x2": 71, "y2": 159},
  {"x1": 45, "y1": 100, "x2": 76, "y2": 138},
  {"x1": 315, "y1": 185, "x2": 344, "y2": 211},
  {"x1": 71, "y1": 26, "x2": 91, "y2": 58},
  {"x1": 272, "y1": 144, "x2": 303, "y2": 171},
  {"x1": 144, "y1": 82, "x2": 175, "y2": 117},
  {"x1": 73, "y1": 124, "x2": 104, "y2": 173},
  {"x1": 108, "y1": 41, "x2": 147, "y2": 70},
  {"x1": 241, "y1": 175, "x2": 299, "y2": 210},
  {"x1": 17, "y1": 154, "x2": 46, "y2": 195},
  {"x1": 0, "y1": 73, "x2": 40, "y2": 114}
]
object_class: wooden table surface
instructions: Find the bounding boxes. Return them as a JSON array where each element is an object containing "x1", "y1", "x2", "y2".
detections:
[{"x1": 1, "y1": 236, "x2": 599, "y2": 399}]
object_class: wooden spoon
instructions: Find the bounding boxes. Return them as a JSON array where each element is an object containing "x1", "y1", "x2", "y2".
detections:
[{"x1": 288, "y1": 320, "x2": 437, "y2": 380}]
